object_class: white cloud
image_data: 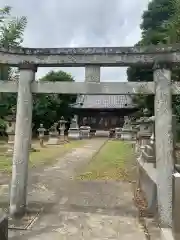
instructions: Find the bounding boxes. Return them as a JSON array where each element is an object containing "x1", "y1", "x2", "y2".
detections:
[{"x1": 1, "y1": 0, "x2": 149, "y2": 81}]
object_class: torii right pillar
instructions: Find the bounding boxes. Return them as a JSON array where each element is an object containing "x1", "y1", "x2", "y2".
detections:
[{"x1": 154, "y1": 60, "x2": 174, "y2": 228}]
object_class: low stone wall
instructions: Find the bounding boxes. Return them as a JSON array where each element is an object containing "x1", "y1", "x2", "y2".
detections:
[
  {"x1": 138, "y1": 162, "x2": 157, "y2": 216},
  {"x1": 135, "y1": 114, "x2": 180, "y2": 239}
]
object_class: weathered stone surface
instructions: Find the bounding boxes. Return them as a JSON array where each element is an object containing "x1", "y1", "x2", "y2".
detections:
[
  {"x1": 3, "y1": 81, "x2": 180, "y2": 95},
  {"x1": 10, "y1": 66, "x2": 36, "y2": 216},
  {"x1": 154, "y1": 66, "x2": 173, "y2": 227},
  {"x1": 1, "y1": 44, "x2": 180, "y2": 66},
  {"x1": 2, "y1": 43, "x2": 180, "y2": 55}
]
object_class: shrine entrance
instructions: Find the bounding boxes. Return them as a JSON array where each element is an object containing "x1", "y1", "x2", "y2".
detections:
[{"x1": 0, "y1": 45, "x2": 178, "y2": 230}]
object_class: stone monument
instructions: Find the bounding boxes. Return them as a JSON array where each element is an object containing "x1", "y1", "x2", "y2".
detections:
[
  {"x1": 47, "y1": 123, "x2": 59, "y2": 145},
  {"x1": 37, "y1": 124, "x2": 46, "y2": 147},
  {"x1": 68, "y1": 115, "x2": 80, "y2": 139}
]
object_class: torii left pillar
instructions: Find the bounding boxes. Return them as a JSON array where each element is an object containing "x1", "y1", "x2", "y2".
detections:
[{"x1": 10, "y1": 64, "x2": 37, "y2": 216}]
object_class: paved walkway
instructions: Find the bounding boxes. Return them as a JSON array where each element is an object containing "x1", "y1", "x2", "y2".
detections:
[{"x1": 8, "y1": 139, "x2": 146, "y2": 240}]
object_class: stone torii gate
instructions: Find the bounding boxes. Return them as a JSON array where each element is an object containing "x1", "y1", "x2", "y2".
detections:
[{"x1": 0, "y1": 45, "x2": 180, "y2": 227}]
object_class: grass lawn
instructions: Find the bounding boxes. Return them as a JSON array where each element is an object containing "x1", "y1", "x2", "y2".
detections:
[
  {"x1": 0, "y1": 140, "x2": 84, "y2": 173},
  {"x1": 78, "y1": 140, "x2": 134, "y2": 181}
]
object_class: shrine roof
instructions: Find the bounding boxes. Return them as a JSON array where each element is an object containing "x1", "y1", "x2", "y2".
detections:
[{"x1": 72, "y1": 95, "x2": 136, "y2": 109}]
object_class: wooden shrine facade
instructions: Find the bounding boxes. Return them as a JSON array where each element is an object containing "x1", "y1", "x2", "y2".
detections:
[{"x1": 72, "y1": 94, "x2": 137, "y2": 130}]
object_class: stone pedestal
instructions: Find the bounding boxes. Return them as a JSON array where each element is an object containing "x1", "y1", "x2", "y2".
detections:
[
  {"x1": 6, "y1": 134, "x2": 15, "y2": 155},
  {"x1": 58, "y1": 127, "x2": 65, "y2": 143},
  {"x1": 121, "y1": 129, "x2": 137, "y2": 140},
  {"x1": 80, "y1": 126, "x2": 91, "y2": 139},
  {"x1": 47, "y1": 132, "x2": 59, "y2": 145},
  {"x1": 137, "y1": 132, "x2": 152, "y2": 148},
  {"x1": 120, "y1": 116, "x2": 137, "y2": 140},
  {"x1": 68, "y1": 128, "x2": 80, "y2": 139},
  {"x1": 47, "y1": 123, "x2": 59, "y2": 145},
  {"x1": 115, "y1": 128, "x2": 121, "y2": 139}
]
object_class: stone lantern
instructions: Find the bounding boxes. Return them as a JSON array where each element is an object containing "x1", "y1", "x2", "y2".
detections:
[
  {"x1": 59, "y1": 116, "x2": 66, "y2": 142},
  {"x1": 37, "y1": 123, "x2": 46, "y2": 147},
  {"x1": 136, "y1": 108, "x2": 152, "y2": 147},
  {"x1": 5, "y1": 107, "x2": 16, "y2": 154},
  {"x1": 138, "y1": 108, "x2": 152, "y2": 133},
  {"x1": 120, "y1": 116, "x2": 137, "y2": 140}
]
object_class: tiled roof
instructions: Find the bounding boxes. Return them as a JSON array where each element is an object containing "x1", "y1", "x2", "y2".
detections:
[{"x1": 73, "y1": 95, "x2": 136, "y2": 109}]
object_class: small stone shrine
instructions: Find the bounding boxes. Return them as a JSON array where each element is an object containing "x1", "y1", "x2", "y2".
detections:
[
  {"x1": 47, "y1": 123, "x2": 59, "y2": 145},
  {"x1": 68, "y1": 115, "x2": 80, "y2": 139},
  {"x1": 37, "y1": 124, "x2": 46, "y2": 147},
  {"x1": 115, "y1": 127, "x2": 121, "y2": 139}
]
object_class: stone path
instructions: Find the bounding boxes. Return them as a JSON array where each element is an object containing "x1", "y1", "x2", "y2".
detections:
[{"x1": 7, "y1": 139, "x2": 146, "y2": 240}]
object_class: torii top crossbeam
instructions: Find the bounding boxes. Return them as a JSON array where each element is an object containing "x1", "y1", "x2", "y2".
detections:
[{"x1": 0, "y1": 44, "x2": 180, "y2": 67}]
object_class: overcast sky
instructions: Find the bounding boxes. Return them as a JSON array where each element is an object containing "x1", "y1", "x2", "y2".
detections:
[{"x1": 1, "y1": 0, "x2": 150, "y2": 81}]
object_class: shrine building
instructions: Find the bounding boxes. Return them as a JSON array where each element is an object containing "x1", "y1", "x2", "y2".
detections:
[{"x1": 71, "y1": 94, "x2": 138, "y2": 130}]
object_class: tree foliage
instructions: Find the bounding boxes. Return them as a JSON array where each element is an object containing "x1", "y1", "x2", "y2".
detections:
[
  {"x1": 127, "y1": 0, "x2": 180, "y2": 116},
  {"x1": 32, "y1": 70, "x2": 77, "y2": 131},
  {"x1": 0, "y1": 5, "x2": 27, "y2": 122},
  {"x1": 0, "y1": 6, "x2": 77, "y2": 134}
]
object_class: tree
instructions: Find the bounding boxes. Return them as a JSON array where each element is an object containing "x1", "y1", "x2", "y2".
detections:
[
  {"x1": 0, "y1": 5, "x2": 27, "y2": 121},
  {"x1": 32, "y1": 70, "x2": 77, "y2": 132},
  {"x1": 127, "y1": 0, "x2": 178, "y2": 115}
]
